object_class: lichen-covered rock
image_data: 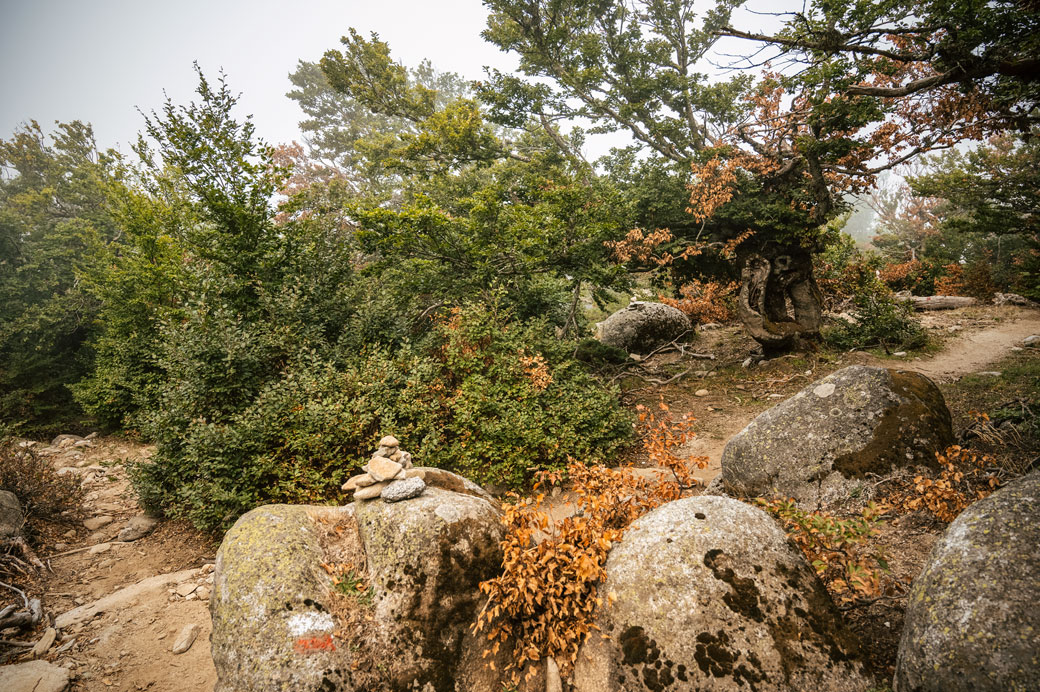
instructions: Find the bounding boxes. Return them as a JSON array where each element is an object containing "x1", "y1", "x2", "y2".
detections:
[
  {"x1": 354, "y1": 487, "x2": 504, "y2": 690},
  {"x1": 572, "y1": 496, "x2": 870, "y2": 692},
  {"x1": 212, "y1": 475, "x2": 504, "y2": 692},
  {"x1": 0, "y1": 489, "x2": 23, "y2": 537},
  {"x1": 211, "y1": 504, "x2": 352, "y2": 692},
  {"x1": 720, "y1": 366, "x2": 952, "y2": 507},
  {"x1": 599, "y1": 302, "x2": 694, "y2": 355},
  {"x1": 895, "y1": 470, "x2": 1040, "y2": 692},
  {"x1": 380, "y1": 476, "x2": 426, "y2": 502}
]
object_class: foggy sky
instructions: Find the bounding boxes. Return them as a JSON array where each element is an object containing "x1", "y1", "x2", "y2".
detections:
[{"x1": 0, "y1": 0, "x2": 517, "y2": 153}]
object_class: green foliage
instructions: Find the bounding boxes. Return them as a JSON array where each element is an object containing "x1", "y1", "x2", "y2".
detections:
[
  {"x1": 753, "y1": 0, "x2": 1040, "y2": 130},
  {"x1": 825, "y1": 276, "x2": 929, "y2": 353},
  {"x1": 286, "y1": 55, "x2": 470, "y2": 197},
  {"x1": 333, "y1": 568, "x2": 373, "y2": 605},
  {"x1": 408, "y1": 303, "x2": 633, "y2": 488},
  {"x1": 0, "y1": 121, "x2": 122, "y2": 435},
  {"x1": 107, "y1": 66, "x2": 632, "y2": 534},
  {"x1": 71, "y1": 179, "x2": 188, "y2": 430},
  {"x1": 756, "y1": 497, "x2": 889, "y2": 603},
  {"x1": 908, "y1": 135, "x2": 1040, "y2": 298},
  {"x1": 573, "y1": 338, "x2": 630, "y2": 367},
  {"x1": 132, "y1": 303, "x2": 632, "y2": 532},
  {"x1": 321, "y1": 31, "x2": 506, "y2": 174}
]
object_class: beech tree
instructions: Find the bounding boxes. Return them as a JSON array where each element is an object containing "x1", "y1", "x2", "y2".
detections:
[
  {"x1": 480, "y1": 0, "x2": 1007, "y2": 349},
  {"x1": 719, "y1": 0, "x2": 1040, "y2": 131},
  {"x1": 0, "y1": 121, "x2": 122, "y2": 432},
  {"x1": 315, "y1": 30, "x2": 631, "y2": 332}
]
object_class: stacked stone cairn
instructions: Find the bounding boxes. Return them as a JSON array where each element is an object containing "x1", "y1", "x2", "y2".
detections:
[{"x1": 341, "y1": 435, "x2": 427, "y2": 503}]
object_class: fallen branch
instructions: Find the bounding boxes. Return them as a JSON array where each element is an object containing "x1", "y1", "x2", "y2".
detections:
[
  {"x1": 639, "y1": 331, "x2": 715, "y2": 361},
  {"x1": 0, "y1": 580, "x2": 42, "y2": 631},
  {"x1": 46, "y1": 541, "x2": 130, "y2": 559},
  {"x1": 1, "y1": 536, "x2": 45, "y2": 570},
  {"x1": 896, "y1": 294, "x2": 979, "y2": 310}
]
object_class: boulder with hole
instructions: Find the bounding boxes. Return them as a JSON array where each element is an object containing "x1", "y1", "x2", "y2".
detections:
[{"x1": 572, "y1": 496, "x2": 871, "y2": 692}]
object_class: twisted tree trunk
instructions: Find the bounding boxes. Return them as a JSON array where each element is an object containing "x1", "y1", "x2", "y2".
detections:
[{"x1": 737, "y1": 247, "x2": 823, "y2": 352}]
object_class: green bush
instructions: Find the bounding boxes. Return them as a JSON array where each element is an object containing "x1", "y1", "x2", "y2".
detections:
[
  {"x1": 824, "y1": 278, "x2": 929, "y2": 353},
  {"x1": 130, "y1": 303, "x2": 633, "y2": 532}
]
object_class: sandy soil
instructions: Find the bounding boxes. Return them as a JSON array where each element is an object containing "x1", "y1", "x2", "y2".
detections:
[{"x1": 3, "y1": 305, "x2": 1036, "y2": 691}]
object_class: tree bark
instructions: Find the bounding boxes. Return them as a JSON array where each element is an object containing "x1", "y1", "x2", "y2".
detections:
[{"x1": 737, "y1": 248, "x2": 823, "y2": 351}]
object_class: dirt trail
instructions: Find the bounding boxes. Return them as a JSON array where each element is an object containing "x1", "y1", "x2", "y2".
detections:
[
  {"x1": 3, "y1": 439, "x2": 217, "y2": 691},
  {"x1": 896, "y1": 310, "x2": 1040, "y2": 383},
  {"x1": 684, "y1": 306, "x2": 1040, "y2": 483}
]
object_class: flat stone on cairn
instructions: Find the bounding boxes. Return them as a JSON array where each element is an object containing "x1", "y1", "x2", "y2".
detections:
[
  {"x1": 367, "y1": 455, "x2": 403, "y2": 481},
  {"x1": 353, "y1": 482, "x2": 389, "y2": 500},
  {"x1": 382, "y1": 476, "x2": 427, "y2": 503}
]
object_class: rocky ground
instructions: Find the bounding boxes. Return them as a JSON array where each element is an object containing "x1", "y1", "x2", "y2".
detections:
[
  {"x1": 1, "y1": 304, "x2": 1038, "y2": 691},
  {"x1": 1, "y1": 439, "x2": 217, "y2": 691}
]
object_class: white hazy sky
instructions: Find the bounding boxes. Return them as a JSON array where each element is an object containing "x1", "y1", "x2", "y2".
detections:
[
  {"x1": 1, "y1": 0, "x2": 783, "y2": 160},
  {"x1": 0, "y1": 0, "x2": 518, "y2": 153}
]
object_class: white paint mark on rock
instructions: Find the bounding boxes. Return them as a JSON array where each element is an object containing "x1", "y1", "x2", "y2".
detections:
[{"x1": 286, "y1": 611, "x2": 335, "y2": 637}]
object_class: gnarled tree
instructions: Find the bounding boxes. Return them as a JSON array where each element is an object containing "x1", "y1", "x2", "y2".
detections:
[{"x1": 480, "y1": 0, "x2": 1007, "y2": 350}]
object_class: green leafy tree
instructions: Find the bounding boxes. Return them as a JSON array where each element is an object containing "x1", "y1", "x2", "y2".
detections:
[
  {"x1": 908, "y1": 135, "x2": 1040, "y2": 297},
  {"x1": 284, "y1": 56, "x2": 472, "y2": 198},
  {"x1": 116, "y1": 65, "x2": 633, "y2": 532},
  {"x1": 317, "y1": 30, "x2": 631, "y2": 332},
  {"x1": 720, "y1": 0, "x2": 1040, "y2": 130},
  {"x1": 479, "y1": 0, "x2": 1004, "y2": 350},
  {"x1": 0, "y1": 121, "x2": 122, "y2": 434}
]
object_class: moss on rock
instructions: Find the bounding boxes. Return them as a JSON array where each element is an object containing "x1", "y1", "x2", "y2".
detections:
[
  {"x1": 895, "y1": 470, "x2": 1040, "y2": 691},
  {"x1": 720, "y1": 366, "x2": 952, "y2": 507}
]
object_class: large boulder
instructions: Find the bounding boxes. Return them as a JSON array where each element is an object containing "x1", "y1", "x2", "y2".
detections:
[
  {"x1": 211, "y1": 469, "x2": 506, "y2": 692},
  {"x1": 353, "y1": 486, "x2": 505, "y2": 690},
  {"x1": 211, "y1": 504, "x2": 350, "y2": 692},
  {"x1": 572, "y1": 496, "x2": 870, "y2": 692},
  {"x1": 599, "y1": 302, "x2": 693, "y2": 355},
  {"x1": 720, "y1": 366, "x2": 952, "y2": 507},
  {"x1": 894, "y1": 470, "x2": 1040, "y2": 691}
]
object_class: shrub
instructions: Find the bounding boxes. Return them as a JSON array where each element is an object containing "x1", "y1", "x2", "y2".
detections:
[
  {"x1": 477, "y1": 461, "x2": 678, "y2": 682},
  {"x1": 475, "y1": 404, "x2": 699, "y2": 682},
  {"x1": 892, "y1": 445, "x2": 1002, "y2": 523},
  {"x1": 934, "y1": 260, "x2": 996, "y2": 299},
  {"x1": 755, "y1": 498, "x2": 889, "y2": 605},
  {"x1": 658, "y1": 279, "x2": 737, "y2": 324},
  {"x1": 814, "y1": 238, "x2": 882, "y2": 307},
  {"x1": 131, "y1": 303, "x2": 633, "y2": 532},
  {"x1": 824, "y1": 277, "x2": 929, "y2": 353},
  {"x1": 0, "y1": 437, "x2": 84, "y2": 528}
]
